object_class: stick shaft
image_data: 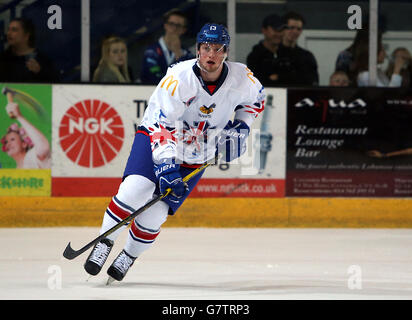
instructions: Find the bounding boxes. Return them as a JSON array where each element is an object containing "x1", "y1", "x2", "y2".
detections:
[{"x1": 63, "y1": 161, "x2": 212, "y2": 260}]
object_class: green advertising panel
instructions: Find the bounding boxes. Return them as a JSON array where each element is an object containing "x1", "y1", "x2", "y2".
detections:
[
  {"x1": 0, "y1": 83, "x2": 52, "y2": 169},
  {"x1": 0, "y1": 84, "x2": 52, "y2": 196}
]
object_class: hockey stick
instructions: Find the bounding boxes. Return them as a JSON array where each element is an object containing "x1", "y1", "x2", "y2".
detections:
[{"x1": 63, "y1": 161, "x2": 213, "y2": 260}]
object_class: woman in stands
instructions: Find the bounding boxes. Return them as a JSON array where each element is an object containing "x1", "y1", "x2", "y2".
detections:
[
  {"x1": 355, "y1": 40, "x2": 405, "y2": 87},
  {"x1": 385, "y1": 47, "x2": 412, "y2": 88},
  {"x1": 93, "y1": 36, "x2": 133, "y2": 83}
]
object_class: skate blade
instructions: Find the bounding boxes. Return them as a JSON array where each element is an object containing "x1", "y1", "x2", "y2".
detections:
[
  {"x1": 106, "y1": 276, "x2": 116, "y2": 286},
  {"x1": 86, "y1": 275, "x2": 93, "y2": 282}
]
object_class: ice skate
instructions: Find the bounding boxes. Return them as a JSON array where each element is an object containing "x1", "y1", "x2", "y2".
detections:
[
  {"x1": 106, "y1": 250, "x2": 136, "y2": 282},
  {"x1": 84, "y1": 238, "x2": 114, "y2": 276}
]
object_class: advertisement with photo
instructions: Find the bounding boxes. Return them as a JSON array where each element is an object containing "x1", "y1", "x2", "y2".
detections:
[
  {"x1": 286, "y1": 87, "x2": 412, "y2": 197},
  {"x1": 0, "y1": 84, "x2": 52, "y2": 196}
]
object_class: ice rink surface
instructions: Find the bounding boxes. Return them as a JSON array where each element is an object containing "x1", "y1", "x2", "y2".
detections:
[{"x1": 0, "y1": 227, "x2": 412, "y2": 300}]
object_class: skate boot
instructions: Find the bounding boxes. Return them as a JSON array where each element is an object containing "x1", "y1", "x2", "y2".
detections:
[
  {"x1": 84, "y1": 238, "x2": 114, "y2": 276},
  {"x1": 107, "y1": 250, "x2": 136, "y2": 282}
]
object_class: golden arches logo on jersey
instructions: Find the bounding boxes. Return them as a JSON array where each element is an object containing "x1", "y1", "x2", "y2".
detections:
[
  {"x1": 200, "y1": 103, "x2": 215, "y2": 115},
  {"x1": 245, "y1": 67, "x2": 256, "y2": 84},
  {"x1": 160, "y1": 75, "x2": 178, "y2": 96}
]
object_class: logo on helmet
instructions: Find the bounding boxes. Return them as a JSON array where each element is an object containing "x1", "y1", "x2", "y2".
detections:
[
  {"x1": 204, "y1": 33, "x2": 218, "y2": 39},
  {"x1": 196, "y1": 23, "x2": 230, "y2": 47}
]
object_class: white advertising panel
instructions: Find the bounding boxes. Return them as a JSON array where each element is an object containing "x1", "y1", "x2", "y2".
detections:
[
  {"x1": 51, "y1": 84, "x2": 286, "y2": 197},
  {"x1": 52, "y1": 84, "x2": 153, "y2": 177}
]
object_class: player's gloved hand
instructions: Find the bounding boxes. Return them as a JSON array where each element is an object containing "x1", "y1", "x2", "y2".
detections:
[
  {"x1": 216, "y1": 119, "x2": 250, "y2": 162},
  {"x1": 154, "y1": 160, "x2": 188, "y2": 203}
]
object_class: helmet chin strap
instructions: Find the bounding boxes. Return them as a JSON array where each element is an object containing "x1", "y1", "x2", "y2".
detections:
[{"x1": 196, "y1": 52, "x2": 228, "y2": 74}]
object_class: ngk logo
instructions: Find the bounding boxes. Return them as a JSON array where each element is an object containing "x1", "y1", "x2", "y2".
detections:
[
  {"x1": 59, "y1": 99, "x2": 124, "y2": 168},
  {"x1": 68, "y1": 118, "x2": 114, "y2": 135}
]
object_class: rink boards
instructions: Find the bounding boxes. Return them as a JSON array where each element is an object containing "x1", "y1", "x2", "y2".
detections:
[
  {"x1": 1, "y1": 84, "x2": 412, "y2": 227},
  {"x1": 1, "y1": 197, "x2": 412, "y2": 228}
]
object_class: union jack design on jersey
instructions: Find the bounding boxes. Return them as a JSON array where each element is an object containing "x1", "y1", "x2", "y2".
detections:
[
  {"x1": 148, "y1": 123, "x2": 177, "y2": 152},
  {"x1": 242, "y1": 101, "x2": 265, "y2": 118},
  {"x1": 182, "y1": 120, "x2": 216, "y2": 156}
]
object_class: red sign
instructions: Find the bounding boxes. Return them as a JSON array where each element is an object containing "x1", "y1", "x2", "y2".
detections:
[{"x1": 58, "y1": 99, "x2": 124, "y2": 168}]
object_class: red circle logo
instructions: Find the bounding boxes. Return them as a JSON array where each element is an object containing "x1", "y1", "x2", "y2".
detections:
[{"x1": 59, "y1": 99, "x2": 124, "y2": 168}]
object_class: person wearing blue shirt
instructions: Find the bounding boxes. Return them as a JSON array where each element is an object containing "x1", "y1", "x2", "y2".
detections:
[{"x1": 140, "y1": 9, "x2": 194, "y2": 85}]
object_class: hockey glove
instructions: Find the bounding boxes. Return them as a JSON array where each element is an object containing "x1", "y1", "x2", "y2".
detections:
[
  {"x1": 154, "y1": 160, "x2": 188, "y2": 203},
  {"x1": 216, "y1": 119, "x2": 250, "y2": 162}
]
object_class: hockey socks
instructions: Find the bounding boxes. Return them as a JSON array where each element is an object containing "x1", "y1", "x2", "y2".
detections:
[
  {"x1": 124, "y1": 219, "x2": 161, "y2": 257},
  {"x1": 99, "y1": 196, "x2": 134, "y2": 242}
]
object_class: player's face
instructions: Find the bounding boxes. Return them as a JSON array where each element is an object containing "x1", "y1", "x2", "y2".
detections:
[
  {"x1": 109, "y1": 42, "x2": 127, "y2": 67},
  {"x1": 284, "y1": 19, "x2": 303, "y2": 44},
  {"x1": 7, "y1": 21, "x2": 29, "y2": 47},
  {"x1": 197, "y1": 43, "x2": 227, "y2": 73}
]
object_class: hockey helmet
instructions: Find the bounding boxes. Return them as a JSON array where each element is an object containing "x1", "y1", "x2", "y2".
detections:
[{"x1": 196, "y1": 23, "x2": 230, "y2": 49}]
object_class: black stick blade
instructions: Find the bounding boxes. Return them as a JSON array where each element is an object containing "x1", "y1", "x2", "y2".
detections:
[{"x1": 63, "y1": 242, "x2": 81, "y2": 260}]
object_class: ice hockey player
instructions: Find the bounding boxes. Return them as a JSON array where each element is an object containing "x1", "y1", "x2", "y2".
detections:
[{"x1": 83, "y1": 22, "x2": 266, "y2": 283}]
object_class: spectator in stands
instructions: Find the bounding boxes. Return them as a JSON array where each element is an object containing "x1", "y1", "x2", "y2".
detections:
[
  {"x1": 93, "y1": 36, "x2": 133, "y2": 83},
  {"x1": 385, "y1": 47, "x2": 412, "y2": 88},
  {"x1": 329, "y1": 70, "x2": 350, "y2": 87},
  {"x1": 140, "y1": 8, "x2": 194, "y2": 85},
  {"x1": 246, "y1": 14, "x2": 289, "y2": 87},
  {"x1": 277, "y1": 11, "x2": 319, "y2": 86},
  {"x1": 0, "y1": 18, "x2": 59, "y2": 83},
  {"x1": 355, "y1": 41, "x2": 405, "y2": 87},
  {"x1": 335, "y1": 29, "x2": 382, "y2": 84}
]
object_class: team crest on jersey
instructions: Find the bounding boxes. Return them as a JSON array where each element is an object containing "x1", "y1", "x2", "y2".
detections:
[{"x1": 199, "y1": 103, "x2": 216, "y2": 117}]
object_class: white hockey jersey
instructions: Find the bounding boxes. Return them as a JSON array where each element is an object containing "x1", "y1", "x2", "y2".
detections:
[{"x1": 140, "y1": 58, "x2": 265, "y2": 164}]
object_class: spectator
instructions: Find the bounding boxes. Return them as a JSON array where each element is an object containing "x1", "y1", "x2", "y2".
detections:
[
  {"x1": 329, "y1": 70, "x2": 350, "y2": 87},
  {"x1": 278, "y1": 11, "x2": 319, "y2": 86},
  {"x1": 140, "y1": 8, "x2": 194, "y2": 85},
  {"x1": 335, "y1": 29, "x2": 382, "y2": 84},
  {"x1": 0, "y1": 18, "x2": 59, "y2": 83},
  {"x1": 385, "y1": 47, "x2": 412, "y2": 88},
  {"x1": 355, "y1": 41, "x2": 405, "y2": 87},
  {"x1": 93, "y1": 36, "x2": 133, "y2": 83},
  {"x1": 246, "y1": 14, "x2": 290, "y2": 87}
]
